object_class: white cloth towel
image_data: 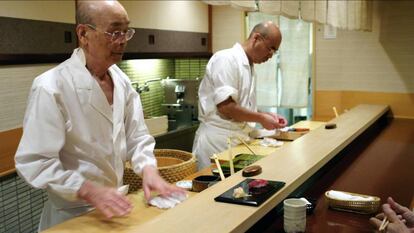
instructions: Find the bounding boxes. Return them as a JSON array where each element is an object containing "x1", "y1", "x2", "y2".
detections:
[
  {"x1": 327, "y1": 190, "x2": 374, "y2": 201},
  {"x1": 149, "y1": 192, "x2": 188, "y2": 209},
  {"x1": 118, "y1": 185, "x2": 129, "y2": 195},
  {"x1": 259, "y1": 138, "x2": 284, "y2": 147},
  {"x1": 249, "y1": 129, "x2": 279, "y2": 138}
]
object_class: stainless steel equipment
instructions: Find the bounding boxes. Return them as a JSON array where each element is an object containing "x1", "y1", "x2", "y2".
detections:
[
  {"x1": 161, "y1": 78, "x2": 199, "y2": 130},
  {"x1": 131, "y1": 78, "x2": 162, "y2": 94}
]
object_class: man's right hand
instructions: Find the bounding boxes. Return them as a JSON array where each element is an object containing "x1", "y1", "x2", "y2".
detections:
[
  {"x1": 77, "y1": 180, "x2": 133, "y2": 219},
  {"x1": 260, "y1": 113, "x2": 284, "y2": 130}
]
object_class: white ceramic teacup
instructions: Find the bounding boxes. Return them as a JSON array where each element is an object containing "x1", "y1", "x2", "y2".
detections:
[{"x1": 283, "y1": 198, "x2": 307, "y2": 233}]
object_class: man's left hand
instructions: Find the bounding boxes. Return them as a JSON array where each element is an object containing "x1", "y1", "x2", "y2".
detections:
[{"x1": 141, "y1": 165, "x2": 186, "y2": 201}]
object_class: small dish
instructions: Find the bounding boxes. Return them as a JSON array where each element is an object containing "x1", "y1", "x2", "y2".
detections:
[
  {"x1": 192, "y1": 175, "x2": 219, "y2": 192},
  {"x1": 176, "y1": 180, "x2": 192, "y2": 190}
]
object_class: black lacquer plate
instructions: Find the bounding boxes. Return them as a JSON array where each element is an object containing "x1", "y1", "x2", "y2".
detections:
[{"x1": 214, "y1": 178, "x2": 285, "y2": 207}]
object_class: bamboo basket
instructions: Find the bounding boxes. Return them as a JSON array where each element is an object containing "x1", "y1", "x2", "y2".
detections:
[
  {"x1": 123, "y1": 149, "x2": 197, "y2": 193},
  {"x1": 325, "y1": 191, "x2": 381, "y2": 214}
]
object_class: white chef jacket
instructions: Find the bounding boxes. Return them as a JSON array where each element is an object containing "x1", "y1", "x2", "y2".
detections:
[
  {"x1": 192, "y1": 43, "x2": 257, "y2": 170},
  {"x1": 14, "y1": 48, "x2": 157, "y2": 231}
]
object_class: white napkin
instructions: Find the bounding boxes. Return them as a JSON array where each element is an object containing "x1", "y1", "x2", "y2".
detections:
[
  {"x1": 117, "y1": 185, "x2": 129, "y2": 195},
  {"x1": 259, "y1": 138, "x2": 284, "y2": 147},
  {"x1": 249, "y1": 129, "x2": 279, "y2": 138},
  {"x1": 149, "y1": 192, "x2": 188, "y2": 209},
  {"x1": 327, "y1": 190, "x2": 374, "y2": 201}
]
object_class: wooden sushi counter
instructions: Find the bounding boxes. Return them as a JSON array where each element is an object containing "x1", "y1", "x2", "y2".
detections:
[{"x1": 43, "y1": 104, "x2": 399, "y2": 233}]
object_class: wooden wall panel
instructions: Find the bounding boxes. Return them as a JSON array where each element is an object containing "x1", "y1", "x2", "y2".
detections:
[
  {"x1": 212, "y1": 5, "x2": 245, "y2": 52},
  {"x1": 314, "y1": 90, "x2": 414, "y2": 121},
  {"x1": 0, "y1": 128, "x2": 22, "y2": 176}
]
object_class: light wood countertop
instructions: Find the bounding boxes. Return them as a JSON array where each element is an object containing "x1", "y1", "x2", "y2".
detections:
[
  {"x1": 215, "y1": 120, "x2": 326, "y2": 162},
  {"x1": 43, "y1": 104, "x2": 389, "y2": 233}
]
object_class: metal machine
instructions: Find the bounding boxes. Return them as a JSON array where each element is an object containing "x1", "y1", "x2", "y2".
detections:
[{"x1": 161, "y1": 78, "x2": 200, "y2": 130}]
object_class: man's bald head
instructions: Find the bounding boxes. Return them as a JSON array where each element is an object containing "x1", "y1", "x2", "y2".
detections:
[
  {"x1": 242, "y1": 21, "x2": 282, "y2": 64},
  {"x1": 75, "y1": 0, "x2": 130, "y2": 70},
  {"x1": 248, "y1": 21, "x2": 281, "y2": 41},
  {"x1": 76, "y1": 0, "x2": 127, "y2": 26}
]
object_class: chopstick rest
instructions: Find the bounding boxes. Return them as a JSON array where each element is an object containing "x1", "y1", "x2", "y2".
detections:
[
  {"x1": 242, "y1": 165, "x2": 262, "y2": 177},
  {"x1": 325, "y1": 123, "x2": 337, "y2": 129}
]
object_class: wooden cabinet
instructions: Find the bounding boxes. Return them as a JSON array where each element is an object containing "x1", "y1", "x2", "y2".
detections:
[
  {"x1": 0, "y1": 16, "x2": 77, "y2": 64},
  {"x1": 0, "y1": 16, "x2": 210, "y2": 64},
  {"x1": 124, "y1": 28, "x2": 210, "y2": 59}
]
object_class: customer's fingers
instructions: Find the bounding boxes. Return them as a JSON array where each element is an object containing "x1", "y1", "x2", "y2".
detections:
[
  {"x1": 375, "y1": 212, "x2": 385, "y2": 219},
  {"x1": 383, "y1": 204, "x2": 400, "y2": 222},
  {"x1": 388, "y1": 197, "x2": 411, "y2": 214},
  {"x1": 369, "y1": 217, "x2": 382, "y2": 229}
]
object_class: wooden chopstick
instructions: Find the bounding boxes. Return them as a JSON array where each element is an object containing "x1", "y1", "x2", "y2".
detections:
[
  {"x1": 332, "y1": 106, "x2": 339, "y2": 118},
  {"x1": 211, "y1": 154, "x2": 225, "y2": 181},
  {"x1": 235, "y1": 136, "x2": 257, "y2": 155},
  {"x1": 227, "y1": 138, "x2": 235, "y2": 175},
  {"x1": 379, "y1": 216, "x2": 389, "y2": 232}
]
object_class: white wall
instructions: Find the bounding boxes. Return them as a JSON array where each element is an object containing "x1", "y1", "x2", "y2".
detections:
[
  {"x1": 0, "y1": 64, "x2": 55, "y2": 131},
  {"x1": 121, "y1": 0, "x2": 208, "y2": 33},
  {"x1": 0, "y1": 0, "x2": 75, "y2": 23},
  {"x1": 212, "y1": 5, "x2": 245, "y2": 52},
  {"x1": 0, "y1": 1, "x2": 72, "y2": 131},
  {"x1": 315, "y1": 1, "x2": 414, "y2": 93}
]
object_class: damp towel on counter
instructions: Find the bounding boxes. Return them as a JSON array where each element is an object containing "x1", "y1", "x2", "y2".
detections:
[
  {"x1": 118, "y1": 185, "x2": 129, "y2": 195},
  {"x1": 249, "y1": 128, "x2": 278, "y2": 138},
  {"x1": 259, "y1": 138, "x2": 284, "y2": 147},
  {"x1": 149, "y1": 192, "x2": 188, "y2": 209},
  {"x1": 327, "y1": 190, "x2": 374, "y2": 201}
]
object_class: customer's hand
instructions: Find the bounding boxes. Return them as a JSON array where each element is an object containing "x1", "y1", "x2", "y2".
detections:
[
  {"x1": 77, "y1": 180, "x2": 132, "y2": 219},
  {"x1": 388, "y1": 197, "x2": 414, "y2": 228},
  {"x1": 141, "y1": 165, "x2": 186, "y2": 201},
  {"x1": 370, "y1": 197, "x2": 414, "y2": 233}
]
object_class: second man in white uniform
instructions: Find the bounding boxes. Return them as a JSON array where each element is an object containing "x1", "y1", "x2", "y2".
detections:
[{"x1": 193, "y1": 22, "x2": 287, "y2": 170}]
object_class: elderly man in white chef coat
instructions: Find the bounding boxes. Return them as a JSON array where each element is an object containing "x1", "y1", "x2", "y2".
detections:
[
  {"x1": 14, "y1": 1, "x2": 183, "y2": 231},
  {"x1": 192, "y1": 21, "x2": 288, "y2": 170}
]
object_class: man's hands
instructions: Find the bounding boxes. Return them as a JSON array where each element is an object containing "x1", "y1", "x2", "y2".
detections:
[
  {"x1": 260, "y1": 112, "x2": 287, "y2": 130},
  {"x1": 141, "y1": 165, "x2": 186, "y2": 201},
  {"x1": 217, "y1": 97, "x2": 288, "y2": 130},
  {"x1": 370, "y1": 197, "x2": 414, "y2": 233},
  {"x1": 77, "y1": 180, "x2": 132, "y2": 219}
]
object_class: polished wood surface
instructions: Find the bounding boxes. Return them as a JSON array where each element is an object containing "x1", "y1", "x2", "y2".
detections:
[
  {"x1": 215, "y1": 120, "x2": 326, "y2": 162},
  {"x1": 314, "y1": 90, "x2": 414, "y2": 121},
  {"x1": 253, "y1": 117, "x2": 414, "y2": 233},
  {"x1": 42, "y1": 166, "x2": 214, "y2": 233},
  {"x1": 124, "y1": 104, "x2": 389, "y2": 233},
  {"x1": 0, "y1": 127, "x2": 22, "y2": 176},
  {"x1": 42, "y1": 104, "x2": 390, "y2": 233}
]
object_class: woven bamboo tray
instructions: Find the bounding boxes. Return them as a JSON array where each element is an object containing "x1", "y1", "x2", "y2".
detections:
[
  {"x1": 325, "y1": 190, "x2": 381, "y2": 214},
  {"x1": 123, "y1": 149, "x2": 197, "y2": 193}
]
